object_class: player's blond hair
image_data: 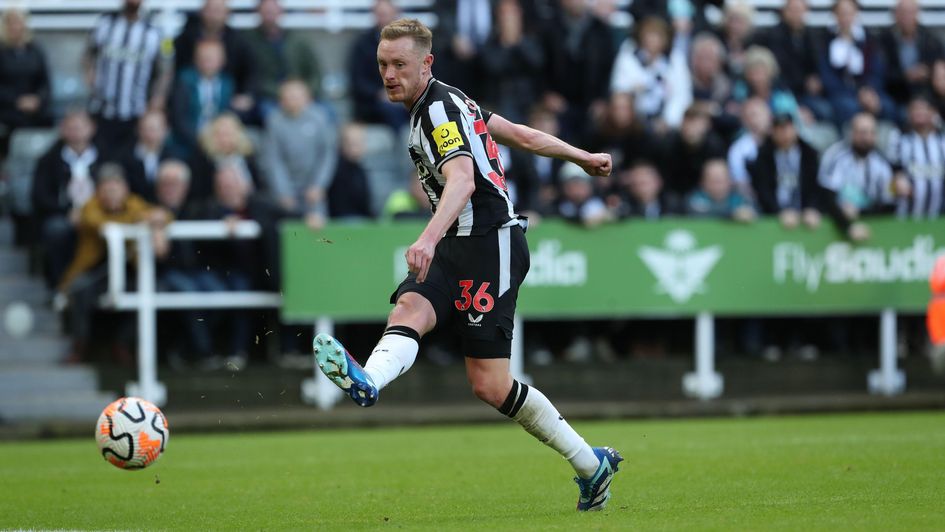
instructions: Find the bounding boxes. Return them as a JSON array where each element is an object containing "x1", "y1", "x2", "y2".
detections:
[{"x1": 380, "y1": 18, "x2": 433, "y2": 55}]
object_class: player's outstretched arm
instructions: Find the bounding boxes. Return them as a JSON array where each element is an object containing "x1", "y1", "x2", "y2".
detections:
[
  {"x1": 406, "y1": 155, "x2": 476, "y2": 283},
  {"x1": 487, "y1": 113, "x2": 612, "y2": 176}
]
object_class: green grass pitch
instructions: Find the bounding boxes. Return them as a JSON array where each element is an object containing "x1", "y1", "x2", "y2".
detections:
[{"x1": 2, "y1": 411, "x2": 944, "y2": 530}]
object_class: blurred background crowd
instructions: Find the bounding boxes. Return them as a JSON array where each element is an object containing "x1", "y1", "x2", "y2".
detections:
[{"x1": 1, "y1": 0, "x2": 942, "y2": 370}]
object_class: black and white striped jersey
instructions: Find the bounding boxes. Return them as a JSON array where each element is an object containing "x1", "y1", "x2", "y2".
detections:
[
  {"x1": 888, "y1": 129, "x2": 945, "y2": 218},
  {"x1": 818, "y1": 141, "x2": 895, "y2": 212},
  {"x1": 88, "y1": 12, "x2": 162, "y2": 121},
  {"x1": 407, "y1": 78, "x2": 518, "y2": 237}
]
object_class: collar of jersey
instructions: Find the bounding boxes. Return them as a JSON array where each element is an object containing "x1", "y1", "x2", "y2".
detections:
[{"x1": 409, "y1": 77, "x2": 436, "y2": 117}]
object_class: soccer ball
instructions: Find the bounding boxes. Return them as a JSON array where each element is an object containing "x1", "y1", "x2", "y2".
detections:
[{"x1": 95, "y1": 397, "x2": 169, "y2": 470}]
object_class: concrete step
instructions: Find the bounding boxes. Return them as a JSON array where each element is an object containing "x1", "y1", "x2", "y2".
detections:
[
  {"x1": 0, "y1": 390, "x2": 117, "y2": 423},
  {"x1": 0, "y1": 336, "x2": 69, "y2": 364},
  {"x1": 0, "y1": 250, "x2": 28, "y2": 275},
  {"x1": 0, "y1": 277, "x2": 48, "y2": 306},
  {"x1": 0, "y1": 219, "x2": 12, "y2": 247},
  {"x1": 0, "y1": 305, "x2": 62, "y2": 339},
  {"x1": 0, "y1": 365, "x2": 99, "y2": 399}
]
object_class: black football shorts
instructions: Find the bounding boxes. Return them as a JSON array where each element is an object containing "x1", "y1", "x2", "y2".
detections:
[{"x1": 391, "y1": 224, "x2": 529, "y2": 358}]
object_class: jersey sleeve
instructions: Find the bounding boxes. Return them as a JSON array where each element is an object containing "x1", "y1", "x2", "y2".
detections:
[{"x1": 419, "y1": 99, "x2": 474, "y2": 171}]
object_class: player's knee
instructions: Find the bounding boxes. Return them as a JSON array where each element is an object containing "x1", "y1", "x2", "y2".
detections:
[
  {"x1": 469, "y1": 374, "x2": 509, "y2": 408},
  {"x1": 389, "y1": 294, "x2": 435, "y2": 334}
]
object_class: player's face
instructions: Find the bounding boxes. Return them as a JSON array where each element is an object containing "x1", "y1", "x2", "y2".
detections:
[{"x1": 377, "y1": 37, "x2": 431, "y2": 105}]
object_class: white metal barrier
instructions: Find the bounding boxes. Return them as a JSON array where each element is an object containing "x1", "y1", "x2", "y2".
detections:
[
  {"x1": 103, "y1": 220, "x2": 530, "y2": 409},
  {"x1": 684, "y1": 310, "x2": 905, "y2": 400},
  {"x1": 102, "y1": 220, "x2": 904, "y2": 407},
  {"x1": 102, "y1": 220, "x2": 281, "y2": 405}
]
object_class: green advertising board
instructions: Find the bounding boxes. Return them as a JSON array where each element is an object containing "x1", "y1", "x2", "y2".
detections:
[{"x1": 281, "y1": 219, "x2": 945, "y2": 322}]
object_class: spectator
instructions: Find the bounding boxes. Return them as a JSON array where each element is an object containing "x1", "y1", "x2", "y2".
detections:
[
  {"x1": 540, "y1": 0, "x2": 616, "y2": 141},
  {"x1": 686, "y1": 159, "x2": 756, "y2": 222},
  {"x1": 504, "y1": 104, "x2": 564, "y2": 215},
  {"x1": 889, "y1": 96, "x2": 945, "y2": 218},
  {"x1": 150, "y1": 160, "x2": 222, "y2": 369},
  {"x1": 819, "y1": 112, "x2": 898, "y2": 225},
  {"x1": 85, "y1": 0, "x2": 164, "y2": 157},
  {"x1": 717, "y1": 0, "x2": 755, "y2": 78},
  {"x1": 610, "y1": 16, "x2": 692, "y2": 131},
  {"x1": 629, "y1": 0, "x2": 723, "y2": 40},
  {"x1": 818, "y1": 0, "x2": 895, "y2": 124},
  {"x1": 327, "y1": 124, "x2": 374, "y2": 222},
  {"x1": 749, "y1": 113, "x2": 864, "y2": 238},
  {"x1": 432, "y1": 0, "x2": 492, "y2": 97},
  {"x1": 657, "y1": 105, "x2": 726, "y2": 199},
  {"x1": 188, "y1": 113, "x2": 264, "y2": 202},
  {"x1": 732, "y1": 46, "x2": 803, "y2": 126},
  {"x1": 689, "y1": 32, "x2": 737, "y2": 138},
  {"x1": 348, "y1": 0, "x2": 407, "y2": 131},
  {"x1": 243, "y1": 0, "x2": 322, "y2": 121},
  {"x1": 879, "y1": 0, "x2": 945, "y2": 108},
  {"x1": 586, "y1": 92, "x2": 658, "y2": 171},
  {"x1": 31, "y1": 110, "x2": 101, "y2": 289},
  {"x1": 58, "y1": 163, "x2": 167, "y2": 363},
  {"x1": 170, "y1": 39, "x2": 234, "y2": 158},
  {"x1": 612, "y1": 162, "x2": 678, "y2": 219},
  {"x1": 152, "y1": 160, "x2": 193, "y2": 221},
  {"x1": 0, "y1": 8, "x2": 51, "y2": 157},
  {"x1": 382, "y1": 171, "x2": 433, "y2": 220},
  {"x1": 117, "y1": 110, "x2": 175, "y2": 203},
  {"x1": 752, "y1": 0, "x2": 831, "y2": 122},
  {"x1": 727, "y1": 97, "x2": 771, "y2": 193},
  {"x1": 193, "y1": 163, "x2": 284, "y2": 370},
  {"x1": 555, "y1": 162, "x2": 612, "y2": 228},
  {"x1": 173, "y1": 0, "x2": 256, "y2": 122},
  {"x1": 262, "y1": 80, "x2": 337, "y2": 229},
  {"x1": 931, "y1": 61, "x2": 945, "y2": 120},
  {"x1": 479, "y1": 0, "x2": 545, "y2": 124},
  {"x1": 748, "y1": 115, "x2": 865, "y2": 360}
]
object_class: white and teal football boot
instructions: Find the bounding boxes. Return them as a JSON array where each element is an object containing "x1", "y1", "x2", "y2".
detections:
[{"x1": 313, "y1": 333, "x2": 378, "y2": 407}]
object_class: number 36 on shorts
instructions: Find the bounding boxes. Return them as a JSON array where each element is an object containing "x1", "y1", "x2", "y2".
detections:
[{"x1": 454, "y1": 280, "x2": 495, "y2": 313}]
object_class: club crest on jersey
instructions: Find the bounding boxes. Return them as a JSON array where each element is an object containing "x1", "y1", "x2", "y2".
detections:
[
  {"x1": 465, "y1": 98, "x2": 478, "y2": 117},
  {"x1": 434, "y1": 121, "x2": 464, "y2": 156}
]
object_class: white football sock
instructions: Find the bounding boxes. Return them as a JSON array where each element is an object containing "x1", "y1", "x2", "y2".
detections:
[
  {"x1": 500, "y1": 380, "x2": 600, "y2": 478},
  {"x1": 363, "y1": 326, "x2": 419, "y2": 390}
]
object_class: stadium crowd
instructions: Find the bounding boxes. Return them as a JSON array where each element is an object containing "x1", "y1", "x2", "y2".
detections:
[{"x1": 0, "y1": 0, "x2": 942, "y2": 368}]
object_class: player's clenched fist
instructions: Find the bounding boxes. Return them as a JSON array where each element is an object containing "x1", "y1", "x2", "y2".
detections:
[
  {"x1": 580, "y1": 153, "x2": 612, "y2": 177},
  {"x1": 406, "y1": 237, "x2": 437, "y2": 283}
]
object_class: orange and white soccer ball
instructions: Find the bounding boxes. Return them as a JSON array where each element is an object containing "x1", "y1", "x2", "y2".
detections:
[{"x1": 95, "y1": 397, "x2": 168, "y2": 470}]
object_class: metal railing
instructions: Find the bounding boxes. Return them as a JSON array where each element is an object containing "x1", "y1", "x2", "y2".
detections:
[
  {"x1": 101, "y1": 219, "x2": 529, "y2": 408},
  {"x1": 102, "y1": 220, "x2": 281, "y2": 405}
]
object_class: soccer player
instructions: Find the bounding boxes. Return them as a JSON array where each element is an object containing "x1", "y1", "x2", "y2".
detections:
[{"x1": 313, "y1": 19, "x2": 622, "y2": 511}]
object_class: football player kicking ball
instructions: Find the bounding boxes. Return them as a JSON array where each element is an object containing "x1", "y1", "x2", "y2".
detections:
[{"x1": 313, "y1": 18, "x2": 622, "y2": 511}]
